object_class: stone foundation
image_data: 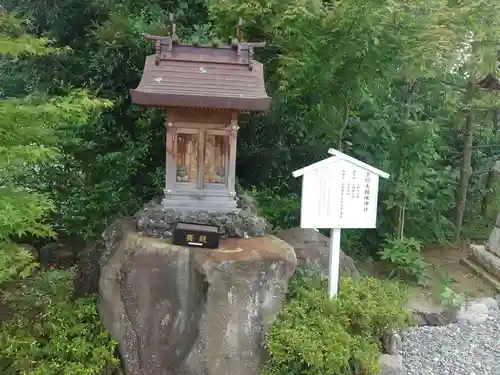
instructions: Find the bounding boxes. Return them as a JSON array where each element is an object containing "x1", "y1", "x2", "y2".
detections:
[{"x1": 136, "y1": 195, "x2": 266, "y2": 240}]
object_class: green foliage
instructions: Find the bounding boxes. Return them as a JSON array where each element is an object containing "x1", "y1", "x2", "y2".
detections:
[
  {"x1": 0, "y1": 269, "x2": 118, "y2": 375},
  {"x1": 0, "y1": 9, "x2": 59, "y2": 56},
  {"x1": 341, "y1": 230, "x2": 375, "y2": 260},
  {"x1": 0, "y1": 243, "x2": 38, "y2": 285},
  {"x1": 4, "y1": 0, "x2": 500, "y2": 250},
  {"x1": 249, "y1": 187, "x2": 300, "y2": 231},
  {"x1": 208, "y1": 0, "x2": 500, "y2": 251},
  {"x1": 0, "y1": 13, "x2": 116, "y2": 375},
  {"x1": 378, "y1": 237, "x2": 428, "y2": 285},
  {"x1": 439, "y1": 285, "x2": 466, "y2": 309},
  {"x1": 2, "y1": 1, "x2": 500, "y2": 374},
  {"x1": 263, "y1": 269, "x2": 412, "y2": 375},
  {"x1": 0, "y1": 10, "x2": 111, "y2": 279},
  {"x1": 0, "y1": 0, "x2": 211, "y2": 240},
  {"x1": 436, "y1": 271, "x2": 466, "y2": 308}
]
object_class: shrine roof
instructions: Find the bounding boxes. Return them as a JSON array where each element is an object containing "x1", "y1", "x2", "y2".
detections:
[
  {"x1": 130, "y1": 41, "x2": 271, "y2": 112},
  {"x1": 292, "y1": 149, "x2": 390, "y2": 179}
]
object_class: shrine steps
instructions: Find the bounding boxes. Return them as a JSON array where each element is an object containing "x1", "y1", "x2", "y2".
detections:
[{"x1": 460, "y1": 244, "x2": 500, "y2": 290}]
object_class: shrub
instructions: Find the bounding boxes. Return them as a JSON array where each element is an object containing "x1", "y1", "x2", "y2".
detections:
[
  {"x1": 0, "y1": 268, "x2": 118, "y2": 375},
  {"x1": 378, "y1": 236, "x2": 428, "y2": 285},
  {"x1": 263, "y1": 268, "x2": 411, "y2": 375},
  {"x1": 248, "y1": 187, "x2": 300, "y2": 231}
]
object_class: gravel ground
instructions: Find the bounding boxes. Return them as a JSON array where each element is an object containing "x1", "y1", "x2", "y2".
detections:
[{"x1": 402, "y1": 307, "x2": 500, "y2": 375}]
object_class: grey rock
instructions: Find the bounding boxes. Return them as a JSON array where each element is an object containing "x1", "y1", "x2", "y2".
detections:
[
  {"x1": 39, "y1": 241, "x2": 79, "y2": 267},
  {"x1": 426, "y1": 312, "x2": 450, "y2": 326},
  {"x1": 98, "y1": 218, "x2": 297, "y2": 375},
  {"x1": 235, "y1": 188, "x2": 259, "y2": 214},
  {"x1": 412, "y1": 311, "x2": 450, "y2": 327},
  {"x1": 456, "y1": 302, "x2": 489, "y2": 325},
  {"x1": 73, "y1": 242, "x2": 105, "y2": 298},
  {"x1": 472, "y1": 297, "x2": 498, "y2": 312},
  {"x1": 150, "y1": 220, "x2": 171, "y2": 232},
  {"x1": 277, "y1": 227, "x2": 360, "y2": 278},
  {"x1": 379, "y1": 354, "x2": 405, "y2": 375},
  {"x1": 486, "y1": 210, "x2": 500, "y2": 257},
  {"x1": 383, "y1": 331, "x2": 403, "y2": 355}
]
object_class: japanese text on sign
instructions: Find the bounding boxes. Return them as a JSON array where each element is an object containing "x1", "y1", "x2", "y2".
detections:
[
  {"x1": 364, "y1": 171, "x2": 371, "y2": 212},
  {"x1": 340, "y1": 169, "x2": 345, "y2": 219},
  {"x1": 185, "y1": 233, "x2": 207, "y2": 243}
]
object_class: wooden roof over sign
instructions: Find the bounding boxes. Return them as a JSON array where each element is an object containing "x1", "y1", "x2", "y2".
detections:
[{"x1": 130, "y1": 16, "x2": 271, "y2": 112}]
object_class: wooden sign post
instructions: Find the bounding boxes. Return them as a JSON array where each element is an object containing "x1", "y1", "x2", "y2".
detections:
[{"x1": 292, "y1": 148, "x2": 389, "y2": 298}]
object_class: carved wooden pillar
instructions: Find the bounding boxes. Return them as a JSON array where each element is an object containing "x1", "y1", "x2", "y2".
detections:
[
  {"x1": 228, "y1": 111, "x2": 239, "y2": 196},
  {"x1": 165, "y1": 113, "x2": 176, "y2": 195}
]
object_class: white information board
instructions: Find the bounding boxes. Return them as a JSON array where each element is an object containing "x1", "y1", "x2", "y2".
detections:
[
  {"x1": 295, "y1": 158, "x2": 381, "y2": 229},
  {"x1": 292, "y1": 148, "x2": 389, "y2": 298}
]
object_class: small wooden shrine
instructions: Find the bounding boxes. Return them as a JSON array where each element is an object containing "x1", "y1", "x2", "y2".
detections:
[{"x1": 131, "y1": 16, "x2": 270, "y2": 212}]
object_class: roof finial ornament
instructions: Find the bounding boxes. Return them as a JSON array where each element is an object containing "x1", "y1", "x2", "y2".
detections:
[
  {"x1": 233, "y1": 17, "x2": 266, "y2": 71},
  {"x1": 144, "y1": 13, "x2": 176, "y2": 65},
  {"x1": 237, "y1": 18, "x2": 244, "y2": 42},
  {"x1": 167, "y1": 13, "x2": 177, "y2": 41},
  {"x1": 236, "y1": 18, "x2": 244, "y2": 58}
]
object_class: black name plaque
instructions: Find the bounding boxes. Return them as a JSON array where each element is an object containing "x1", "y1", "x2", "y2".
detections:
[{"x1": 172, "y1": 222, "x2": 220, "y2": 249}]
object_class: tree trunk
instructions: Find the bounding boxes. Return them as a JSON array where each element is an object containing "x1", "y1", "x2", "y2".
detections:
[
  {"x1": 337, "y1": 101, "x2": 350, "y2": 150},
  {"x1": 453, "y1": 77, "x2": 477, "y2": 244},
  {"x1": 481, "y1": 166, "x2": 494, "y2": 216},
  {"x1": 480, "y1": 110, "x2": 499, "y2": 215}
]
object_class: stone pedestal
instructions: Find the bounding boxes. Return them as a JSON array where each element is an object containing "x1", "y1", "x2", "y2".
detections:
[
  {"x1": 98, "y1": 218, "x2": 297, "y2": 375},
  {"x1": 469, "y1": 244, "x2": 500, "y2": 281},
  {"x1": 486, "y1": 212, "x2": 500, "y2": 258},
  {"x1": 462, "y1": 212, "x2": 500, "y2": 289},
  {"x1": 136, "y1": 198, "x2": 266, "y2": 240}
]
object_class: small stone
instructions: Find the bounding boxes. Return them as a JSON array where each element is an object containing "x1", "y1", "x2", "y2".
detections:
[
  {"x1": 137, "y1": 216, "x2": 153, "y2": 230},
  {"x1": 473, "y1": 297, "x2": 498, "y2": 312},
  {"x1": 456, "y1": 302, "x2": 489, "y2": 325},
  {"x1": 383, "y1": 331, "x2": 403, "y2": 355},
  {"x1": 379, "y1": 354, "x2": 404, "y2": 375},
  {"x1": 423, "y1": 312, "x2": 448, "y2": 326},
  {"x1": 150, "y1": 221, "x2": 171, "y2": 232}
]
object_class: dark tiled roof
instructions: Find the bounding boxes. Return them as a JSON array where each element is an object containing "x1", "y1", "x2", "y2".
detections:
[{"x1": 130, "y1": 44, "x2": 271, "y2": 111}]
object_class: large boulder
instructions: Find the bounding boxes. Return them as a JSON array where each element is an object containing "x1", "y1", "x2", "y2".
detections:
[
  {"x1": 277, "y1": 227, "x2": 360, "y2": 278},
  {"x1": 73, "y1": 242, "x2": 106, "y2": 298},
  {"x1": 98, "y1": 218, "x2": 297, "y2": 375}
]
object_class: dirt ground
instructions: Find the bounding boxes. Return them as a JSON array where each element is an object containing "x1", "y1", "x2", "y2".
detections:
[{"x1": 358, "y1": 245, "x2": 497, "y2": 313}]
